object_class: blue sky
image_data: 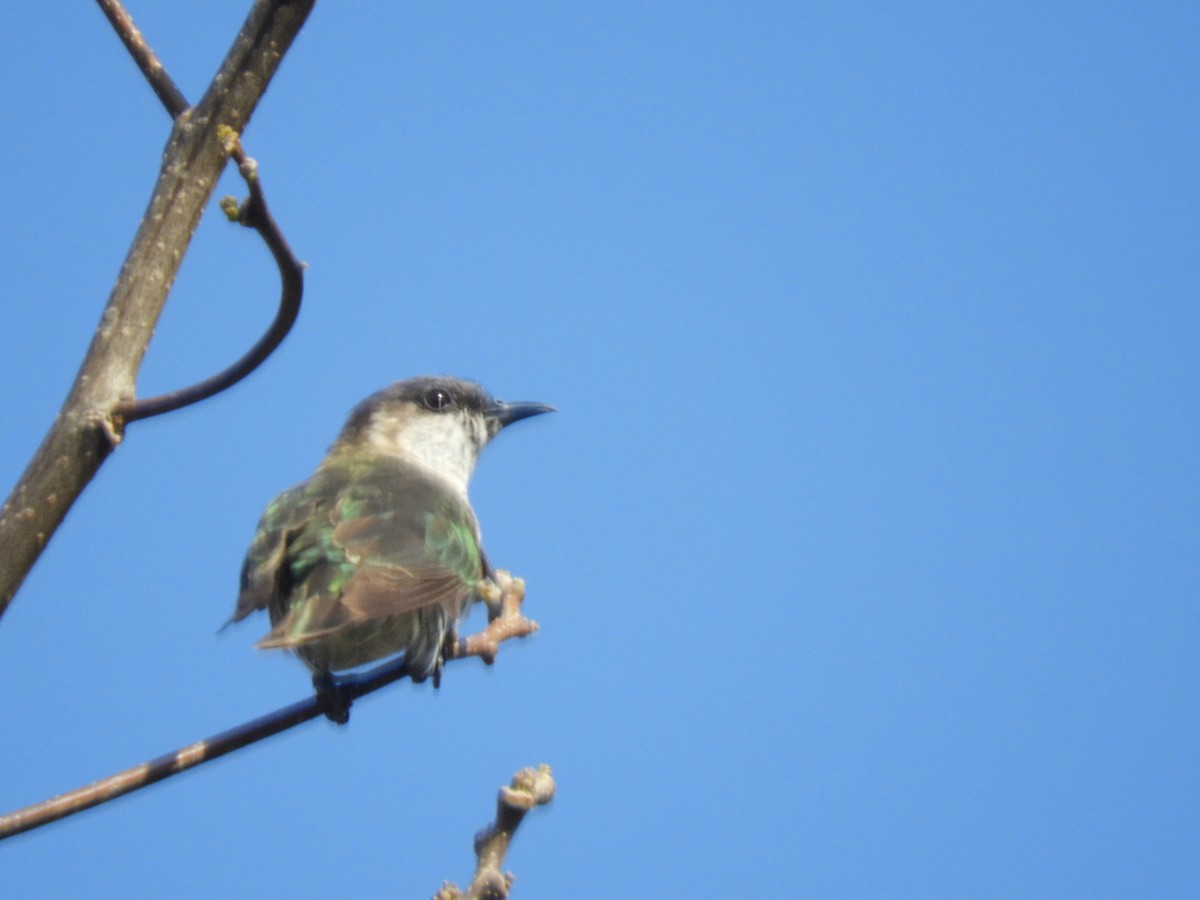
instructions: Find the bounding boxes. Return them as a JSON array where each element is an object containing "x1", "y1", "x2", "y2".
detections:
[{"x1": 1, "y1": 2, "x2": 1196, "y2": 896}]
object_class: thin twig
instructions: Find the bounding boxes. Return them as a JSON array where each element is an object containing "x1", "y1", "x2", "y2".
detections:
[
  {"x1": 94, "y1": 0, "x2": 188, "y2": 117},
  {"x1": 0, "y1": 696, "x2": 323, "y2": 842},
  {"x1": 435, "y1": 765, "x2": 557, "y2": 900},
  {"x1": 0, "y1": 575, "x2": 539, "y2": 841}
]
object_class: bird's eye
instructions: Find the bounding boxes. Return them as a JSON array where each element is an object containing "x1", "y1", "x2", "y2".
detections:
[{"x1": 424, "y1": 388, "x2": 453, "y2": 411}]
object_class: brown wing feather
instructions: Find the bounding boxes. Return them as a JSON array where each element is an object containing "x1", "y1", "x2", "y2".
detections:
[{"x1": 237, "y1": 454, "x2": 482, "y2": 672}]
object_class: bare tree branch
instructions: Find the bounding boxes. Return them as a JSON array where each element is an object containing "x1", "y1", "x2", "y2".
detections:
[
  {"x1": 94, "y1": 0, "x2": 306, "y2": 423},
  {"x1": 435, "y1": 765, "x2": 557, "y2": 900},
  {"x1": 0, "y1": 574, "x2": 540, "y2": 841},
  {"x1": 0, "y1": 0, "x2": 314, "y2": 622}
]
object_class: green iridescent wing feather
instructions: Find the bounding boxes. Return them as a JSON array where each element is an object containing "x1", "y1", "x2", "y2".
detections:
[{"x1": 233, "y1": 455, "x2": 483, "y2": 653}]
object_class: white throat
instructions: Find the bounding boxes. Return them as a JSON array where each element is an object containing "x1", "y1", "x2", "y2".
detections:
[{"x1": 362, "y1": 409, "x2": 487, "y2": 494}]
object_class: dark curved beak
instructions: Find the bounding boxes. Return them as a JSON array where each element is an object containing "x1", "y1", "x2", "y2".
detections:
[{"x1": 488, "y1": 399, "x2": 557, "y2": 429}]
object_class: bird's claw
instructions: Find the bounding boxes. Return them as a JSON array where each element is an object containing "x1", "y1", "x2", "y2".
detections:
[{"x1": 312, "y1": 671, "x2": 353, "y2": 725}]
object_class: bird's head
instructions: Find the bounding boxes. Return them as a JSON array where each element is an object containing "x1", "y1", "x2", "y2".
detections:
[{"x1": 334, "y1": 376, "x2": 555, "y2": 492}]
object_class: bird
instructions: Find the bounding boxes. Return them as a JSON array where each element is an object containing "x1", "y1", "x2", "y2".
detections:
[{"x1": 228, "y1": 375, "x2": 554, "y2": 692}]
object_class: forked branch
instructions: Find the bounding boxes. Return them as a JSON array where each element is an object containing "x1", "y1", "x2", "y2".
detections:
[
  {"x1": 100, "y1": 0, "x2": 306, "y2": 424},
  {"x1": 0, "y1": 0, "x2": 313, "y2": 620}
]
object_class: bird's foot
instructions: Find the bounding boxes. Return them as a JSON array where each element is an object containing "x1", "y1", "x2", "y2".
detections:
[
  {"x1": 430, "y1": 627, "x2": 459, "y2": 690},
  {"x1": 312, "y1": 671, "x2": 353, "y2": 725},
  {"x1": 479, "y1": 573, "x2": 505, "y2": 621}
]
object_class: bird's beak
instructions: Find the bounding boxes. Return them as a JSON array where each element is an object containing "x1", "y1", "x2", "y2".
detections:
[{"x1": 487, "y1": 399, "x2": 557, "y2": 429}]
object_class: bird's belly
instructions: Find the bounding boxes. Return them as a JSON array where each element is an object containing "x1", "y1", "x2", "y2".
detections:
[{"x1": 295, "y1": 607, "x2": 455, "y2": 678}]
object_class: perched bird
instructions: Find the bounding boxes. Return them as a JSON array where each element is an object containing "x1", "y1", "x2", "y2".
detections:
[{"x1": 229, "y1": 376, "x2": 553, "y2": 686}]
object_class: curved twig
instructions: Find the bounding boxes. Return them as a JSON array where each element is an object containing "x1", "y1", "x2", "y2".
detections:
[
  {"x1": 0, "y1": 574, "x2": 538, "y2": 841},
  {"x1": 94, "y1": 0, "x2": 306, "y2": 424},
  {"x1": 117, "y1": 136, "x2": 304, "y2": 423}
]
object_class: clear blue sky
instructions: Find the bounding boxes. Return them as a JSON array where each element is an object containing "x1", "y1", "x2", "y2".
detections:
[{"x1": 1, "y1": 3, "x2": 1196, "y2": 896}]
